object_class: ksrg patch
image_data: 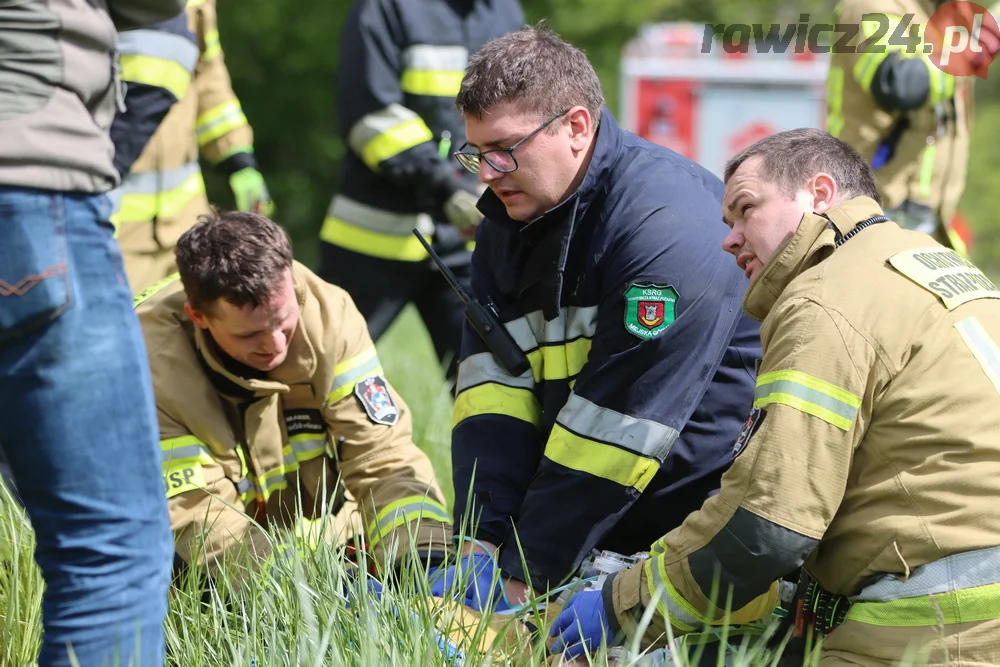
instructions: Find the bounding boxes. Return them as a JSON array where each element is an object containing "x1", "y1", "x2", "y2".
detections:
[
  {"x1": 355, "y1": 375, "x2": 399, "y2": 425},
  {"x1": 733, "y1": 406, "x2": 766, "y2": 459},
  {"x1": 624, "y1": 283, "x2": 678, "y2": 340}
]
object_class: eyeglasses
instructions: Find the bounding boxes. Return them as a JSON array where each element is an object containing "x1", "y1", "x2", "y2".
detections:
[{"x1": 453, "y1": 109, "x2": 571, "y2": 175}]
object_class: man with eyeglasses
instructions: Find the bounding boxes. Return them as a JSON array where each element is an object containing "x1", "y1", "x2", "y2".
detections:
[
  {"x1": 430, "y1": 23, "x2": 762, "y2": 640},
  {"x1": 316, "y1": 0, "x2": 524, "y2": 383}
]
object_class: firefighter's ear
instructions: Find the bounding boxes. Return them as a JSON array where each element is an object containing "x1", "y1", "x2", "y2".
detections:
[
  {"x1": 808, "y1": 172, "x2": 838, "y2": 214},
  {"x1": 566, "y1": 106, "x2": 592, "y2": 152},
  {"x1": 185, "y1": 301, "x2": 210, "y2": 329}
]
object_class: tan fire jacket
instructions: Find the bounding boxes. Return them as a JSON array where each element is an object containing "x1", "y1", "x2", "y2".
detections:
[
  {"x1": 608, "y1": 197, "x2": 1000, "y2": 647},
  {"x1": 135, "y1": 262, "x2": 452, "y2": 572},
  {"x1": 827, "y1": 0, "x2": 971, "y2": 249},
  {"x1": 113, "y1": 0, "x2": 254, "y2": 258}
]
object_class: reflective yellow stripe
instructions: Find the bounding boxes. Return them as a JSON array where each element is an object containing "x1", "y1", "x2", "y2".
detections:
[
  {"x1": 319, "y1": 216, "x2": 431, "y2": 262},
  {"x1": 826, "y1": 65, "x2": 845, "y2": 137},
  {"x1": 918, "y1": 143, "x2": 936, "y2": 198},
  {"x1": 924, "y1": 59, "x2": 955, "y2": 105},
  {"x1": 161, "y1": 436, "x2": 214, "y2": 499},
  {"x1": 645, "y1": 557, "x2": 702, "y2": 632},
  {"x1": 525, "y1": 338, "x2": 593, "y2": 383},
  {"x1": 195, "y1": 100, "x2": 249, "y2": 146},
  {"x1": 400, "y1": 69, "x2": 464, "y2": 97},
  {"x1": 754, "y1": 370, "x2": 861, "y2": 431},
  {"x1": 202, "y1": 28, "x2": 221, "y2": 61},
  {"x1": 453, "y1": 383, "x2": 541, "y2": 429},
  {"x1": 288, "y1": 433, "x2": 327, "y2": 463},
  {"x1": 359, "y1": 117, "x2": 433, "y2": 171},
  {"x1": 366, "y1": 496, "x2": 451, "y2": 550},
  {"x1": 853, "y1": 50, "x2": 888, "y2": 92},
  {"x1": 116, "y1": 171, "x2": 206, "y2": 223},
  {"x1": 847, "y1": 582, "x2": 1000, "y2": 626},
  {"x1": 234, "y1": 446, "x2": 255, "y2": 504},
  {"x1": 133, "y1": 272, "x2": 180, "y2": 308},
  {"x1": 257, "y1": 465, "x2": 288, "y2": 501},
  {"x1": 955, "y1": 317, "x2": 1000, "y2": 397},
  {"x1": 120, "y1": 54, "x2": 192, "y2": 99},
  {"x1": 544, "y1": 423, "x2": 659, "y2": 492},
  {"x1": 328, "y1": 346, "x2": 384, "y2": 403}
]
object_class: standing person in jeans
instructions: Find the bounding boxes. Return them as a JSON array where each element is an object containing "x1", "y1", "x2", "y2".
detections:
[{"x1": 0, "y1": 0, "x2": 186, "y2": 664}]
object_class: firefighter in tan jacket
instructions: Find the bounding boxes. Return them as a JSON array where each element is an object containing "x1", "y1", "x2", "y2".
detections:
[
  {"x1": 826, "y1": 0, "x2": 998, "y2": 254},
  {"x1": 549, "y1": 129, "x2": 1000, "y2": 665},
  {"x1": 134, "y1": 210, "x2": 451, "y2": 576},
  {"x1": 115, "y1": 0, "x2": 272, "y2": 295}
]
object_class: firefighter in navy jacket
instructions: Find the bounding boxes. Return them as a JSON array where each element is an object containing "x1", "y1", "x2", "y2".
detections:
[{"x1": 431, "y1": 25, "x2": 761, "y2": 609}]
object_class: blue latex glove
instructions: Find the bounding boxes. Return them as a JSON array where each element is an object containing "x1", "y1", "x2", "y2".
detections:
[
  {"x1": 549, "y1": 589, "x2": 614, "y2": 660},
  {"x1": 427, "y1": 552, "x2": 512, "y2": 612}
]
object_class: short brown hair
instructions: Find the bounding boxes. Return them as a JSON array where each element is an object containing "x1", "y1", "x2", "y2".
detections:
[
  {"x1": 724, "y1": 128, "x2": 882, "y2": 206},
  {"x1": 175, "y1": 209, "x2": 293, "y2": 315},
  {"x1": 456, "y1": 23, "x2": 605, "y2": 125}
]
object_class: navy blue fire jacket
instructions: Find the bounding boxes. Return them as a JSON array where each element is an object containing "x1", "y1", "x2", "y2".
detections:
[{"x1": 451, "y1": 109, "x2": 762, "y2": 591}]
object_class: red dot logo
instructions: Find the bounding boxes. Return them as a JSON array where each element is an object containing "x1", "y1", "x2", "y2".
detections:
[{"x1": 926, "y1": 1, "x2": 1000, "y2": 79}]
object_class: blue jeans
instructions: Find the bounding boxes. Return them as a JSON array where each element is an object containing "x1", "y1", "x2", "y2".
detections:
[{"x1": 0, "y1": 186, "x2": 171, "y2": 666}]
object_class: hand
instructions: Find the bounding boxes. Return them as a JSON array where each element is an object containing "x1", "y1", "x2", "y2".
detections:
[
  {"x1": 549, "y1": 589, "x2": 614, "y2": 661},
  {"x1": 427, "y1": 551, "x2": 512, "y2": 612},
  {"x1": 229, "y1": 167, "x2": 274, "y2": 216},
  {"x1": 443, "y1": 188, "x2": 483, "y2": 238}
]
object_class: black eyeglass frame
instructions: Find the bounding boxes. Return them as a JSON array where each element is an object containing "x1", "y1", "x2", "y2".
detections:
[{"x1": 452, "y1": 108, "x2": 572, "y2": 174}]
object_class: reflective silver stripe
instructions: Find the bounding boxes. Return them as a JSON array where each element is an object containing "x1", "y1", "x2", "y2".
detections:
[
  {"x1": 557, "y1": 393, "x2": 679, "y2": 461},
  {"x1": 851, "y1": 545, "x2": 1000, "y2": 603},
  {"x1": 372, "y1": 501, "x2": 451, "y2": 538},
  {"x1": 504, "y1": 306, "x2": 600, "y2": 351},
  {"x1": 955, "y1": 317, "x2": 1000, "y2": 393},
  {"x1": 195, "y1": 103, "x2": 246, "y2": 138},
  {"x1": 456, "y1": 352, "x2": 534, "y2": 393},
  {"x1": 347, "y1": 103, "x2": 420, "y2": 156},
  {"x1": 119, "y1": 160, "x2": 200, "y2": 196},
  {"x1": 290, "y1": 438, "x2": 326, "y2": 460},
  {"x1": 329, "y1": 349, "x2": 382, "y2": 394},
  {"x1": 755, "y1": 378, "x2": 859, "y2": 424},
  {"x1": 504, "y1": 316, "x2": 539, "y2": 352},
  {"x1": 235, "y1": 477, "x2": 253, "y2": 495},
  {"x1": 118, "y1": 30, "x2": 199, "y2": 72},
  {"x1": 647, "y1": 560, "x2": 704, "y2": 629},
  {"x1": 326, "y1": 194, "x2": 433, "y2": 237},
  {"x1": 161, "y1": 443, "x2": 212, "y2": 462},
  {"x1": 402, "y1": 44, "x2": 469, "y2": 72}
]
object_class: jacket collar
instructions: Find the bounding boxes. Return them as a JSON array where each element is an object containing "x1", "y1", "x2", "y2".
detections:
[
  {"x1": 743, "y1": 196, "x2": 885, "y2": 320},
  {"x1": 193, "y1": 265, "x2": 317, "y2": 398}
]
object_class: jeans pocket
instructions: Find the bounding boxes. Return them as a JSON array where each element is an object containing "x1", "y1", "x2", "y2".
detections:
[{"x1": 0, "y1": 191, "x2": 72, "y2": 338}]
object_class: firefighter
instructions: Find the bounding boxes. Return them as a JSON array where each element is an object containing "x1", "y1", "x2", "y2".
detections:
[
  {"x1": 430, "y1": 25, "x2": 762, "y2": 620},
  {"x1": 316, "y1": 0, "x2": 524, "y2": 382},
  {"x1": 113, "y1": 0, "x2": 273, "y2": 295},
  {"x1": 134, "y1": 210, "x2": 452, "y2": 578},
  {"x1": 826, "y1": 0, "x2": 999, "y2": 254},
  {"x1": 550, "y1": 128, "x2": 1000, "y2": 665}
]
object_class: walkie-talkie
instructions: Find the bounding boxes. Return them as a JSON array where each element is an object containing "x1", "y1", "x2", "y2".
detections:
[{"x1": 412, "y1": 230, "x2": 531, "y2": 377}]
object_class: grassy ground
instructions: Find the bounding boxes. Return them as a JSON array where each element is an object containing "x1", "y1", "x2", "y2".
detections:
[{"x1": 0, "y1": 306, "x2": 803, "y2": 666}]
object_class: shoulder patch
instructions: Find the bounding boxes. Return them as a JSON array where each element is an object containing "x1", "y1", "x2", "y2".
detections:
[
  {"x1": 354, "y1": 375, "x2": 399, "y2": 426},
  {"x1": 624, "y1": 283, "x2": 678, "y2": 340},
  {"x1": 733, "y1": 406, "x2": 766, "y2": 459},
  {"x1": 888, "y1": 247, "x2": 1000, "y2": 310}
]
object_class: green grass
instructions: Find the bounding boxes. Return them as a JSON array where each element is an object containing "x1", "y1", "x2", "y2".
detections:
[{"x1": 0, "y1": 306, "x2": 810, "y2": 666}]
